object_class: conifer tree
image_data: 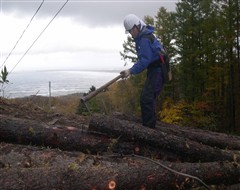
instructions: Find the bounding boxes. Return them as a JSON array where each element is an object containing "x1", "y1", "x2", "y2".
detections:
[
  {"x1": 217, "y1": 0, "x2": 239, "y2": 132},
  {"x1": 155, "y1": 7, "x2": 177, "y2": 99},
  {"x1": 174, "y1": 0, "x2": 205, "y2": 101},
  {"x1": 118, "y1": 1, "x2": 240, "y2": 132}
]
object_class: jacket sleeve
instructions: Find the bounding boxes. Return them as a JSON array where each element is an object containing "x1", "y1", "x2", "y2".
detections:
[{"x1": 130, "y1": 38, "x2": 153, "y2": 75}]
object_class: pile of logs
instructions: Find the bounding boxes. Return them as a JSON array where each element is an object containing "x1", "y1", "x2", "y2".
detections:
[{"x1": 0, "y1": 113, "x2": 240, "y2": 189}]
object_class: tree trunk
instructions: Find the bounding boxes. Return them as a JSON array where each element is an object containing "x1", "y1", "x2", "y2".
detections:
[
  {"x1": 0, "y1": 114, "x2": 111, "y2": 154},
  {"x1": 112, "y1": 112, "x2": 240, "y2": 150},
  {"x1": 1, "y1": 113, "x2": 239, "y2": 163},
  {"x1": 0, "y1": 142, "x2": 239, "y2": 190},
  {"x1": 156, "y1": 121, "x2": 240, "y2": 150},
  {"x1": 89, "y1": 114, "x2": 240, "y2": 162},
  {"x1": 0, "y1": 114, "x2": 182, "y2": 160}
]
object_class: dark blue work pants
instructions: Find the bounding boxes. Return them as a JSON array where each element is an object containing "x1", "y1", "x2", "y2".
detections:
[{"x1": 140, "y1": 68, "x2": 163, "y2": 128}]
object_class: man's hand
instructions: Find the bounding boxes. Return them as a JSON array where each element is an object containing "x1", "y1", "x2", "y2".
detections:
[{"x1": 120, "y1": 69, "x2": 131, "y2": 78}]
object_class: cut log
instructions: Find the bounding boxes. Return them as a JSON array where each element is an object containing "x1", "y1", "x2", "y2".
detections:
[
  {"x1": 0, "y1": 115, "x2": 182, "y2": 160},
  {"x1": 0, "y1": 114, "x2": 111, "y2": 154},
  {"x1": 1, "y1": 98, "x2": 239, "y2": 189},
  {"x1": 0, "y1": 142, "x2": 239, "y2": 190},
  {"x1": 156, "y1": 121, "x2": 240, "y2": 150},
  {"x1": 215, "y1": 183, "x2": 240, "y2": 190},
  {"x1": 89, "y1": 114, "x2": 240, "y2": 162},
  {"x1": 112, "y1": 112, "x2": 240, "y2": 150},
  {"x1": 0, "y1": 142, "x2": 83, "y2": 169}
]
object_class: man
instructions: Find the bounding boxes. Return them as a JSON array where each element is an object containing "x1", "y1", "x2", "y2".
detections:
[{"x1": 120, "y1": 14, "x2": 165, "y2": 128}]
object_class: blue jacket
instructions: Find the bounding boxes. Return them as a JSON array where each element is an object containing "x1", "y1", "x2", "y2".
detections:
[{"x1": 130, "y1": 26, "x2": 164, "y2": 75}]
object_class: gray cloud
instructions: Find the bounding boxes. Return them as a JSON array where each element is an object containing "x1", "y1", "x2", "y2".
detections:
[{"x1": 2, "y1": 0, "x2": 177, "y2": 26}]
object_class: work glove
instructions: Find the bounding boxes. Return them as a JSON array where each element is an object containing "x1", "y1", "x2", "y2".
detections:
[{"x1": 120, "y1": 69, "x2": 131, "y2": 78}]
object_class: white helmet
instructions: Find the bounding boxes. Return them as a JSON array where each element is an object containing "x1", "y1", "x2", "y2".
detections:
[{"x1": 123, "y1": 14, "x2": 141, "y2": 33}]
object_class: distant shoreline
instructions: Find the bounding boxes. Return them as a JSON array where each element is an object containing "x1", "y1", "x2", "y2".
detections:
[
  {"x1": 5, "y1": 70, "x2": 121, "y2": 99},
  {"x1": 12, "y1": 69, "x2": 122, "y2": 74},
  {"x1": 12, "y1": 92, "x2": 84, "y2": 100}
]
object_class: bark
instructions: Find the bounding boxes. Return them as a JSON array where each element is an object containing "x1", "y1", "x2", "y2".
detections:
[
  {"x1": 89, "y1": 114, "x2": 240, "y2": 162},
  {"x1": 0, "y1": 114, "x2": 182, "y2": 160},
  {"x1": 216, "y1": 183, "x2": 240, "y2": 190},
  {"x1": 0, "y1": 114, "x2": 111, "y2": 154},
  {"x1": 0, "y1": 142, "x2": 83, "y2": 169},
  {"x1": 156, "y1": 121, "x2": 240, "y2": 150},
  {"x1": 0, "y1": 143, "x2": 239, "y2": 190},
  {"x1": 1, "y1": 113, "x2": 239, "y2": 163},
  {"x1": 113, "y1": 112, "x2": 240, "y2": 150},
  {"x1": 1, "y1": 98, "x2": 240, "y2": 189}
]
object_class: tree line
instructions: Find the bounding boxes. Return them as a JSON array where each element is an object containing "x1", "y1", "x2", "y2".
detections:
[{"x1": 118, "y1": 0, "x2": 240, "y2": 133}]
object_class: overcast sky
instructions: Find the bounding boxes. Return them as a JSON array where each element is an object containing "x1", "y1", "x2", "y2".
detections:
[{"x1": 0, "y1": 0, "x2": 177, "y2": 73}]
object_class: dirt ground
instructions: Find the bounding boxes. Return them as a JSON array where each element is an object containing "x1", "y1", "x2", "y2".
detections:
[{"x1": 0, "y1": 95, "x2": 89, "y2": 129}]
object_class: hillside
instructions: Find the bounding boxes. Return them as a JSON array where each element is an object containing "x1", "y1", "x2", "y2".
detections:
[{"x1": 0, "y1": 95, "x2": 240, "y2": 190}]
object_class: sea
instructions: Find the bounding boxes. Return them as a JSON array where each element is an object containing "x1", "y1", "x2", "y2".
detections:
[{"x1": 2, "y1": 70, "x2": 121, "y2": 98}]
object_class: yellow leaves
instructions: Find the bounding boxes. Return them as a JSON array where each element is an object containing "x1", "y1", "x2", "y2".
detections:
[
  {"x1": 159, "y1": 98, "x2": 217, "y2": 130},
  {"x1": 233, "y1": 154, "x2": 238, "y2": 162},
  {"x1": 107, "y1": 138, "x2": 118, "y2": 152},
  {"x1": 28, "y1": 127, "x2": 35, "y2": 135},
  {"x1": 76, "y1": 153, "x2": 86, "y2": 164},
  {"x1": 107, "y1": 136, "x2": 121, "y2": 152},
  {"x1": 158, "y1": 98, "x2": 186, "y2": 125},
  {"x1": 68, "y1": 154, "x2": 87, "y2": 170},
  {"x1": 68, "y1": 162, "x2": 79, "y2": 170}
]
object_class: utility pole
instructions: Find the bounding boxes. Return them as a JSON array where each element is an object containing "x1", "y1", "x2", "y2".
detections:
[{"x1": 49, "y1": 81, "x2": 51, "y2": 108}]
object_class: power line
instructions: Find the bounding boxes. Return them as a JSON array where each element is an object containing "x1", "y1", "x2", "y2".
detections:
[
  {"x1": 8, "y1": 0, "x2": 69, "y2": 75},
  {"x1": 0, "y1": 0, "x2": 45, "y2": 69},
  {"x1": 2, "y1": 0, "x2": 69, "y2": 94}
]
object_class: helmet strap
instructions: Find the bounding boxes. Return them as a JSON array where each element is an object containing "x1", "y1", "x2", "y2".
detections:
[{"x1": 136, "y1": 24, "x2": 141, "y2": 32}]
